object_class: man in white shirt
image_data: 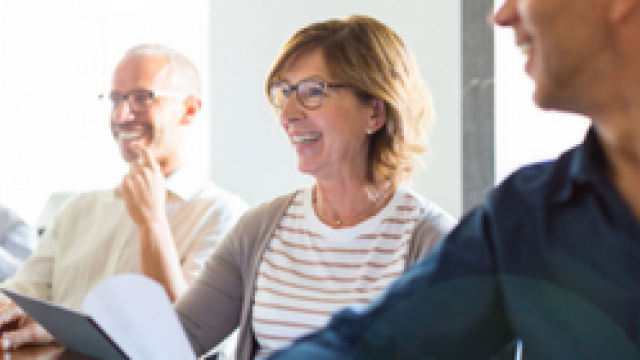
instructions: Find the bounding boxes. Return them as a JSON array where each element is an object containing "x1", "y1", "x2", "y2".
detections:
[
  {"x1": 0, "y1": 44, "x2": 248, "y2": 350},
  {"x1": 0, "y1": 204, "x2": 37, "y2": 282}
]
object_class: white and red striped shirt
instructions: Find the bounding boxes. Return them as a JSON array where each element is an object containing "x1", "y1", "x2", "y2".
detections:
[{"x1": 253, "y1": 186, "x2": 426, "y2": 358}]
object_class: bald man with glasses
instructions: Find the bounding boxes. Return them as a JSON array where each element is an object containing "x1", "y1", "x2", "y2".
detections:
[{"x1": 0, "y1": 44, "x2": 247, "y2": 350}]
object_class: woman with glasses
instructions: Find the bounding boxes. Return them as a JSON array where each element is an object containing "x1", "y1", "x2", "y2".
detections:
[{"x1": 175, "y1": 15, "x2": 455, "y2": 360}]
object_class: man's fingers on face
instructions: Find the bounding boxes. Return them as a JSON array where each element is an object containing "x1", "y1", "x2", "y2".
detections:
[
  {"x1": 132, "y1": 142, "x2": 159, "y2": 171},
  {"x1": 127, "y1": 147, "x2": 145, "y2": 171}
]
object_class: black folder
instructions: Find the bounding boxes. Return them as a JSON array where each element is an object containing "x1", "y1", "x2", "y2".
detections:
[{"x1": 0, "y1": 288, "x2": 128, "y2": 359}]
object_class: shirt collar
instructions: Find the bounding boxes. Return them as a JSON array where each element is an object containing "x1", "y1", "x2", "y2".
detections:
[
  {"x1": 553, "y1": 125, "x2": 607, "y2": 203},
  {"x1": 164, "y1": 165, "x2": 209, "y2": 202}
]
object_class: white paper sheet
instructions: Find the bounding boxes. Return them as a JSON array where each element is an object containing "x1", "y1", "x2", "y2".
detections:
[{"x1": 83, "y1": 274, "x2": 196, "y2": 360}]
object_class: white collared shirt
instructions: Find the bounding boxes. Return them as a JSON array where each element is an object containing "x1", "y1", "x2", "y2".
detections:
[{"x1": 0, "y1": 167, "x2": 248, "y2": 311}]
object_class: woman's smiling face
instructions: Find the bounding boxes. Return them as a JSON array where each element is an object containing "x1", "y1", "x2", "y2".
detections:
[{"x1": 277, "y1": 49, "x2": 378, "y2": 182}]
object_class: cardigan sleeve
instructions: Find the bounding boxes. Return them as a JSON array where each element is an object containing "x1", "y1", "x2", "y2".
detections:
[
  {"x1": 175, "y1": 193, "x2": 296, "y2": 357},
  {"x1": 174, "y1": 215, "x2": 247, "y2": 356},
  {"x1": 406, "y1": 201, "x2": 456, "y2": 266}
]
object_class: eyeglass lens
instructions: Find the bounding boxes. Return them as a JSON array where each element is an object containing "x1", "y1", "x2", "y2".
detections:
[
  {"x1": 270, "y1": 80, "x2": 326, "y2": 109},
  {"x1": 109, "y1": 90, "x2": 154, "y2": 113}
]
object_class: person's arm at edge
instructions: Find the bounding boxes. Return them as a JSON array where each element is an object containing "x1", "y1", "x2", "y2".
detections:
[
  {"x1": 0, "y1": 203, "x2": 63, "y2": 302},
  {"x1": 0, "y1": 206, "x2": 38, "y2": 264},
  {"x1": 0, "y1": 200, "x2": 70, "y2": 349}
]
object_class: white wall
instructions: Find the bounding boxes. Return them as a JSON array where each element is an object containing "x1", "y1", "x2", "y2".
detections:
[{"x1": 209, "y1": 0, "x2": 463, "y2": 217}]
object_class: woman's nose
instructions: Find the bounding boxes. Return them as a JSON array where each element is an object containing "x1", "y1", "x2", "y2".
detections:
[{"x1": 278, "y1": 91, "x2": 304, "y2": 125}]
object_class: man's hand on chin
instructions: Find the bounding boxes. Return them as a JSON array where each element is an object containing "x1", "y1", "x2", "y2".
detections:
[
  {"x1": 120, "y1": 143, "x2": 167, "y2": 229},
  {"x1": 119, "y1": 143, "x2": 185, "y2": 301}
]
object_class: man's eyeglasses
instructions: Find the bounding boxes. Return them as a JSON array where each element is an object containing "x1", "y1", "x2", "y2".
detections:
[
  {"x1": 99, "y1": 89, "x2": 190, "y2": 113},
  {"x1": 268, "y1": 79, "x2": 349, "y2": 110}
]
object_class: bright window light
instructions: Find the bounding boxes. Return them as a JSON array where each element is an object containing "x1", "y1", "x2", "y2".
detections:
[
  {"x1": 0, "y1": 0, "x2": 210, "y2": 224},
  {"x1": 494, "y1": 0, "x2": 590, "y2": 185}
]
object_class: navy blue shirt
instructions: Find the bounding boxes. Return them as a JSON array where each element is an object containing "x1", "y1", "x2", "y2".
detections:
[{"x1": 270, "y1": 127, "x2": 640, "y2": 360}]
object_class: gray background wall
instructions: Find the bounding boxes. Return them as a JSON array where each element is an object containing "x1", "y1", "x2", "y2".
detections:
[{"x1": 209, "y1": 0, "x2": 463, "y2": 218}]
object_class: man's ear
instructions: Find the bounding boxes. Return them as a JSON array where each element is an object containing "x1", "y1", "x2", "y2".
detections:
[
  {"x1": 180, "y1": 96, "x2": 202, "y2": 125},
  {"x1": 611, "y1": 0, "x2": 639, "y2": 22},
  {"x1": 367, "y1": 98, "x2": 387, "y2": 133}
]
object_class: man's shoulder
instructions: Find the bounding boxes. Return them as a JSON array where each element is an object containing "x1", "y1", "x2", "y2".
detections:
[
  {"x1": 195, "y1": 182, "x2": 248, "y2": 214},
  {"x1": 55, "y1": 190, "x2": 115, "y2": 213},
  {"x1": 489, "y1": 146, "x2": 579, "y2": 212},
  {"x1": 38, "y1": 190, "x2": 120, "y2": 235}
]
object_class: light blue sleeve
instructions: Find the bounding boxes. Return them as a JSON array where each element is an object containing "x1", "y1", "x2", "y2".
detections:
[{"x1": 0, "y1": 205, "x2": 38, "y2": 281}]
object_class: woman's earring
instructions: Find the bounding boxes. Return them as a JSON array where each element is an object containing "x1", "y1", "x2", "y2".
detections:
[{"x1": 366, "y1": 129, "x2": 373, "y2": 135}]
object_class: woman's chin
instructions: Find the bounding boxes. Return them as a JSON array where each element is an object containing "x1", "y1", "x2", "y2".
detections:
[{"x1": 297, "y1": 161, "x2": 319, "y2": 177}]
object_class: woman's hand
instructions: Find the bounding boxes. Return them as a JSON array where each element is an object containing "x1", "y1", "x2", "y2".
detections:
[{"x1": 0, "y1": 301, "x2": 54, "y2": 350}]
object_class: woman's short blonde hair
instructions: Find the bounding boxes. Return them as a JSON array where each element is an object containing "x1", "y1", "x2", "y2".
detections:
[{"x1": 266, "y1": 15, "x2": 433, "y2": 189}]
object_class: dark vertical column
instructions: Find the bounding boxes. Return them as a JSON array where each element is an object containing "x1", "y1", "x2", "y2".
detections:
[
  {"x1": 462, "y1": 0, "x2": 495, "y2": 213},
  {"x1": 463, "y1": 5, "x2": 518, "y2": 358}
]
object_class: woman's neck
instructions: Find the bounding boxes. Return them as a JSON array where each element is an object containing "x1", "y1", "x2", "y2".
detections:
[{"x1": 313, "y1": 180, "x2": 393, "y2": 228}]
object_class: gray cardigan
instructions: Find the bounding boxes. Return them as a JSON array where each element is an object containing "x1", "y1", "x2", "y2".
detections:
[{"x1": 175, "y1": 191, "x2": 455, "y2": 360}]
